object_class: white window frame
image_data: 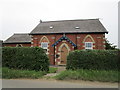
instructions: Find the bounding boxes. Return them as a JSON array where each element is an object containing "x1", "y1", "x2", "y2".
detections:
[
  {"x1": 85, "y1": 42, "x2": 93, "y2": 49},
  {"x1": 41, "y1": 42, "x2": 48, "y2": 49}
]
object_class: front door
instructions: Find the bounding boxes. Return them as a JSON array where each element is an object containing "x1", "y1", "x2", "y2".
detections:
[{"x1": 61, "y1": 45, "x2": 69, "y2": 64}]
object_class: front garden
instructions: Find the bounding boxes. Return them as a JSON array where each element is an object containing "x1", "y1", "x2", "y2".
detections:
[{"x1": 2, "y1": 47, "x2": 119, "y2": 83}]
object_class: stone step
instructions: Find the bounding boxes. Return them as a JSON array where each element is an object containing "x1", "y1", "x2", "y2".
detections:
[{"x1": 44, "y1": 73, "x2": 58, "y2": 77}]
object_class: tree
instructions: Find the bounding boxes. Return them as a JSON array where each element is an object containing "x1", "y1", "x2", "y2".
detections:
[{"x1": 105, "y1": 39, "x2": 117, "y2": 50}]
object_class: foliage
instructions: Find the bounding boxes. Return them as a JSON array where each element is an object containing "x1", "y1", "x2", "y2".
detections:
[
  {"x1": 55, "y1": 69, "x2": 119, "y2": 82},
  {"x1": 2, "y1": 67, "x2": 46, "y2": 79},
  {"x1": 105, "y1": 39, "x2": 117, "y2": 50},
  {"x1": 66, "y1": 50, "x2": 118, "y2": 70},
  {"x1": 2, "y1": 47, "x2": 49, "y2": 72}
]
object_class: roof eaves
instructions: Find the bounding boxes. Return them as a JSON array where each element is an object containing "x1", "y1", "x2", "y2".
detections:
[
  {"x1": 30, "y1": 32, "x2": 108, "y2": 35},
  {"x1": 3, "y1": 42, "x2": 31, "y2": 44}
]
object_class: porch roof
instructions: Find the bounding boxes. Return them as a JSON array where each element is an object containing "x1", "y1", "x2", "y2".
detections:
[{"x1": 52, "y1": 36, "x2": 77, "y2": 47}]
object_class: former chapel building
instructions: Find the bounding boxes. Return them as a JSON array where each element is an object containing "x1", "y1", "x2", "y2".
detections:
[{"x1": 3, "y1": 19, "x2": 108, "y2": 65}]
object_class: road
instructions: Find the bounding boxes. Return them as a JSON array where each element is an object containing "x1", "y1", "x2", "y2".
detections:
[{"x1": 2, "y1": 79, "x2": 118, "y2": 88}]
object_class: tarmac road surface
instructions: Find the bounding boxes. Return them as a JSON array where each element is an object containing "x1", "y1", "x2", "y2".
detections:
[{"x1": 2, "y1": 79, "x2": 118, "y2": 88}]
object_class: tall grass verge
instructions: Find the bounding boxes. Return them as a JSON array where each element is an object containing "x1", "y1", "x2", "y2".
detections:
[
  {"x1": 55, "y1": 69, "x2": 119, "y2": 82},
  {"x1": 2, "y1": 67, "x2": 46, "y2": 79}
]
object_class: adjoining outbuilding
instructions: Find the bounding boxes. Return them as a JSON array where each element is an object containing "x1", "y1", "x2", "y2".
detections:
[{"x1": 3, "y1": 33, "x2": 31, "y2": 47}]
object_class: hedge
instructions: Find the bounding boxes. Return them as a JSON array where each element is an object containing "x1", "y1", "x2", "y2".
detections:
[
  {"x1": 66, "y1": 50, "x2": 118, "y2": 70},
  {"x1": 2, "y1": 47, "x2": 49, "y2": 72},
  {"x1": 0, "y1": 47, "x2": 2, "y2": 67}
]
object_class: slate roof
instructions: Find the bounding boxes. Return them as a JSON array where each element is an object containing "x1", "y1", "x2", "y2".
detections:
[
  {"x1": 4, "y1": 33, "x2": 31, "y2": 44},
  {"x1": 30, "y1": 19, "x2": 108, "y2": 35}
]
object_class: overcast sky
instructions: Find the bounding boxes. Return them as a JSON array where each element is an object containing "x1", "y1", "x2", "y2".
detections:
[{"x1": 0, "y1": 0, "x2": 119, "y2": 47}]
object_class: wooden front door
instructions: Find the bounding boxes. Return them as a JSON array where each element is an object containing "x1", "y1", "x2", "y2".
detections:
[{"x1": 61, "y1": 45, "x2": 69, "y2": 64}]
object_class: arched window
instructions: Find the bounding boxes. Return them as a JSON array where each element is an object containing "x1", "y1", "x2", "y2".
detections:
[
  {"x1": 83, "y1": 35, "x2": 95, "y2": 50},
  {"x1": 40, "y1": 36, "x2": 49, "y2": 54}
]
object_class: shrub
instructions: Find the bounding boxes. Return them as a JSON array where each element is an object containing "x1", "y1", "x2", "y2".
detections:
[
  {"x1": 2, "y1": 47, "x2": 49, "y2": 72},
  {"x1": 66, "y1": 50, "x2": 118, "y2": 70},
  {"x1": 0, "y1": 47, "x2": 2, "y2": 67}
]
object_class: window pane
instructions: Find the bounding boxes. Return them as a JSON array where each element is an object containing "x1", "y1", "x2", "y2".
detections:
[
  {"x1": 88, "y1": 43, "x2": 92, "y2": 47},
  {"x1": 85, "y1": 42, "x2": 93, "y2": 49},
  {"x1": 41, "y1": 42, "x2": 48, "y2": 49}
]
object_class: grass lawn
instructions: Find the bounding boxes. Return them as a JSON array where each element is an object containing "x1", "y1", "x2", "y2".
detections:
[
  {"x1": 54, "y1": 69, "x2": 119, "y2": 82},
  {"x1": 2, "y1": 67, "x2": 57, "y2": 79},
  {"x1": 2, "y1": 67, "x2": 47, "y2": 79},
  {"x1": 48, "y1": 67, "x2": 57, "y2": 73}
]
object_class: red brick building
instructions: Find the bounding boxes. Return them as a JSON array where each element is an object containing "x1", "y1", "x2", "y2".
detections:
[
  {"x1": 4, "y1": 19, "x2": 108, "y2": 65},
  {"x1": 30, "y1": 19, "x2": 108, "y2": 65}
]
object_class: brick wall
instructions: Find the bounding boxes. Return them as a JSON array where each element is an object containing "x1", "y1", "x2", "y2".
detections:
[{"x1": 32, "y1": 33, "x2": 106, "y2": 65}]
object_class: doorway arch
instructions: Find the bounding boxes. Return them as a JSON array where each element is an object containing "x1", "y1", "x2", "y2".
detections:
[{"x1": 58, "y1": 43, "x2": 70, "y2": 64}]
